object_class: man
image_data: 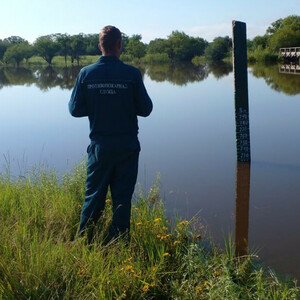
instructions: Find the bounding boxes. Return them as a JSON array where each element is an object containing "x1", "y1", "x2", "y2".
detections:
[{"x1": 69, "y1": 25, "x2": 152, "y2": 241}]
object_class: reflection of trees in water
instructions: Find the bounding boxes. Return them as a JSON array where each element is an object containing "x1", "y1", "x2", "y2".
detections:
[
  {"x1": 250, "y1": 64, "x2": 300, "y2": 95},
  {"x1": 35, "y1": 66, "x2": 81, "y2": 91},
  {"x1": 208, "y1": 62, "x2": 232, "y2": 79},
  {"x1": 0, "y1": 67, "x2": 35, "y2": 89},
  {"x1": 0, "y1": 63, "x2": 233, "y2": 89},
  {"x1": 0, "y1": 66, "x2": 81, "y2": 91},
  {"x1": 146, "y1": 63, "x2": 210, "y2": 85}
]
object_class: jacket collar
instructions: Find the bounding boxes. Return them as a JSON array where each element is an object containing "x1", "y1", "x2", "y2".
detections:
[{"x1": 98, "y1": 56, "x2": 121, "y2": 63}]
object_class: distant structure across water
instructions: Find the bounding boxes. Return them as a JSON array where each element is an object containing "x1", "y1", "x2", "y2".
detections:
[
  {"x1": 279, "y1": 63, "x2": 300, "y2": 75},
  {"x1": 280, "y1": 47, "x2": 300, "y2": 63}
]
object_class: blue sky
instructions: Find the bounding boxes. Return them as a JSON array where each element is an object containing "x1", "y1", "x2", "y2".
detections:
[{"x1": 0, "y1": 0, "x2": 299, "y2": 43}]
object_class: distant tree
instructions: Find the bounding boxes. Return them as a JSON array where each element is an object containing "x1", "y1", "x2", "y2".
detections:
[
  {"x1": 85, "y1": 34, "x2": 99, "y2": 55},
  {"x1": 34, "y1": 35, "x2": 60, "y2": 65},
  {"x1": 70, "y1": 34, "x2": 86, "y2": 64},
  {"x1": 266, "y1": 18, "x2": 283, "y2": 35},
  {"x1": 3, "y1": 43, "x2": 33, "y2": 67},
  {"x1": 0, "y1": 40, "x2": 9, "y2": 61},
  {"x1": 252, "y1": 35, "x2": 268, "y2": 49},
  {"x1": 267, "y1": 15, "x2": 300, "y2": 51},
  {"x1": 121, "y1": 33, "x2": 129, "y2": 53},
  {"x1": 167, "y1": 31, "x2": 208, "y2": 61},
  {"x1": 147, "y1": 38, "x2": 171, "y2": 54},
  {"x1": 3, "y1": 36, "x2": 27, "y2": 45},
  {"x1": 56, "y1": 33, "x2": 71, "y2": 65},
  {"x1": 204, "y1": 36, "x2": 231, "y2": 62},
  {"x1": 125, "y1": 35, "x2": 146, "y2": 59}
]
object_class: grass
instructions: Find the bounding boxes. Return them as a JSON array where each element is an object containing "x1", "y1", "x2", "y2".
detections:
[
  {"x1": 0, "y1": 162, "x2": 299, "y2": 299},
  {"x1": 24, "y1": 55, "x2": 99, "y2": 67}
]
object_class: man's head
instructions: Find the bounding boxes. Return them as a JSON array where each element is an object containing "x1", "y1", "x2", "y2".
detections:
[{"x1": 99, "y1": 25, "x2": 122, "y2": 57}]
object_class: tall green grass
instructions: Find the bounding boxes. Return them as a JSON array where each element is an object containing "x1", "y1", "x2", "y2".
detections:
[{"x1": 0, "y1": 163, "x2": 299, "y2": 299}]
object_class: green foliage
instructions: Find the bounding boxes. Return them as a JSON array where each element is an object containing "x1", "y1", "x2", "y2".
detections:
[
  {"x1": 124, "y1": 35, "x2": 146, "y2": 59},
  {"x1": 34, "y1": 35, "x2": 60, "y2": 65},
  {"x1": 0, "y1": 40, "x2": 9, "y2": 61},
  {"x1": 191, "y1": 55, "x2": 206, "y2": 66},
  {"x1": 247, "y1": 15, "x2": 300, "y2": 57},
  {"x1": 3, "y1": 43, "x2": 33, "y2": 67},
  {"x1": 0, "y1": 164, "x2": 298, "y2": 299},
  {"x1": 248, "y1": 45, "x2": 278, "y2": 63},
  {"x1": 142, "y1": 53, "x2": 170, "y2": 64},
  {"x1": 168, "y1": 31, "x2": 207, "y2": 62},
  {"x1": 205, "y1": 36, "x2": 231, "y2": 62},
  {"x1": 147, "y1": 38, "x2": 171, "y2": 55},
  {"x1": 70, "y1": 34, "x2": 86, "y2": 65}
]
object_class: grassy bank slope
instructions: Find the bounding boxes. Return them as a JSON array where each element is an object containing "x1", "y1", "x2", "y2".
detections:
[{"x1": 0, "y1": 163, "x2": 298, "y2": 299}]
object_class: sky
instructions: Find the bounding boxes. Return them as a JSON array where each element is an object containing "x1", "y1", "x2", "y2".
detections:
[{"x1": 0, "y1": 0, "x2": 299, "y2": 43}]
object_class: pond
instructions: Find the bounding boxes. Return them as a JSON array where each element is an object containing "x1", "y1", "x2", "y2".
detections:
[{"x1": 0, "y1": 62, "x2": 300, "y2": 281}]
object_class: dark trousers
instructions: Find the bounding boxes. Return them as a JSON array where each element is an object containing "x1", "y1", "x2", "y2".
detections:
[{"x1": 79, "y1": 142, "x2": 139, "y2": 239}]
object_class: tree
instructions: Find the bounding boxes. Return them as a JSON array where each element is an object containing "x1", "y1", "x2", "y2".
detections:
[
  {"x1": 125, "y1": 35, "x2": 146, "y2": 59},
  {"x1": 204, "y1": 36, "x2": 231, "y2": 62},
  {"x1": 252, "y1": 35, "x2": 268, "y2": 49},
  {"x1": 70, "y1": 34, "x2": 86, "y2": 64},
  {"x1": 3, "y1": 43, "x2": 33, "y2": 67},
  {"x1": 147, "y1": 38, "x2": 170, "y2": 54},
  {"x1": 167, "y1": 31, "x2": 208, "y2": 62},
  {"x1": 267, "y1": 15, "x2": 300, "y2": 51},
  {"x1": 56, "y1": 33, "x2": 71, "y2": 65},
  {"x1": 34, "y1": 35, "x2": 60, "y2": 65},
  {"x1": 0, "y1": 40, "x2": 9, "y2": 61},
  {"x1": 3, "y1": 36, "x2": 27, "y2": 45},
  {"x1": 85, "y1": 34, "x2": 99, "y2": 55}
]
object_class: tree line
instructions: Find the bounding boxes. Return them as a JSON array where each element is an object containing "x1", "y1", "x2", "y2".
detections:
[{"x1": 0, "y1": 15, "x2": 299, "y2": 67}]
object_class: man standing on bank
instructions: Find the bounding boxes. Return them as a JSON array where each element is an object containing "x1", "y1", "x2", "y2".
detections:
[{"x1": 69, "y1": 25, "x2": 153, "y2": 241}]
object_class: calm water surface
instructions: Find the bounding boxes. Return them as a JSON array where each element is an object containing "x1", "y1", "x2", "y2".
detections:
[{"x1": 0, "y1": 63, "x2": 300, "y2": 280}]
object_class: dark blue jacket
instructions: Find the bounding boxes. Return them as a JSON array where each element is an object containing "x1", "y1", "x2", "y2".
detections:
[{"x1": 69, "y1": 56, "x2": 152, "y2": 151}]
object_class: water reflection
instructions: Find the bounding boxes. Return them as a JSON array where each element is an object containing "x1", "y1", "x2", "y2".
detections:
[
  {"x1": 146, "y1": 63, "x2": 211, "y2": 85},
  {"x1": 0, "y1": 62, "x2": 231, "y2": 90},
  {"x1": 235, "y1": 162, "x2": 250, "y2": 256},
  {"x1": 250, "y1": 64, "x2": 300, "y2": 95},
  {"x1": 1, "y1": 63, "x2": 299, "y2": 96}
]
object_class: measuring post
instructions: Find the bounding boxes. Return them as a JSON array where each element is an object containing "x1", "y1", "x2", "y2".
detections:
[
  {"x1": 232, "y1": 21, "x2": 251, "y2": 162},
  {"x1": 232, "y1": 21, "x2": 251, "y2": 257}
]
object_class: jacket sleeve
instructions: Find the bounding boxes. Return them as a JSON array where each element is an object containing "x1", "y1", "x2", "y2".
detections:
[
  {"x1": 135, "y1": 69, "x2": 153, "y2": 117},
  {"x1": 68, "y1": 71, "x2": 88, "y2": 117}
]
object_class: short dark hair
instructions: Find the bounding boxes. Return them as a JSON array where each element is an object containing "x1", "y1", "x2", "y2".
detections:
[{"x1": 99, "y1": 26, "x2": 122, "y2": 53}]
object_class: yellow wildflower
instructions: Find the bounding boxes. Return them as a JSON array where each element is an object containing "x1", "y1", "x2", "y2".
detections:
[
  {"x1": 195, "y1": 284, "x2": 202, "y2": 292},
  {"x1": 142, "y1": 284, "x2": 149, "y2": 292},
  {"x1": 173, "y1": 240, "x2": 181, "y2": 245},
  {"x1": 77, "y1": 269, "x2": 85, "y2": 276},
  {"x1": 150, "y1": 282, "x2": 155, "y2": 287},
  {"x1": 133, "y1": 274, "x2": 140, "y2": 278},
  {"x1": 105, "y1": 199, "x2": 111, "y2": 204},
  {"x1": 163, "y1": 252, "x2": 171, "y2": 257},
  {"x1": 123, "y1": 257, "x2": 133, "y2": 263},
  {"x1": 162, "y1": 226, "x2": 168, "y2": 231},
  {"x1": 154, "y1": 218, "x2": 162, "y2": 223},
  {"x1": 179, "y1": 220, "x2": 189, "y2": 226},
  {"x1": 204, "y1": 281, "x2": 209, "y2": 287},
  {"x1": 196, "y1": 234, "x2": 202, "y2": 239},
  {"x1": 136, "y1": 222, "x2": 142, "y2": 226},
  {"x1": 124, "y1": 265, "x2": 134, "y2": 273}
]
